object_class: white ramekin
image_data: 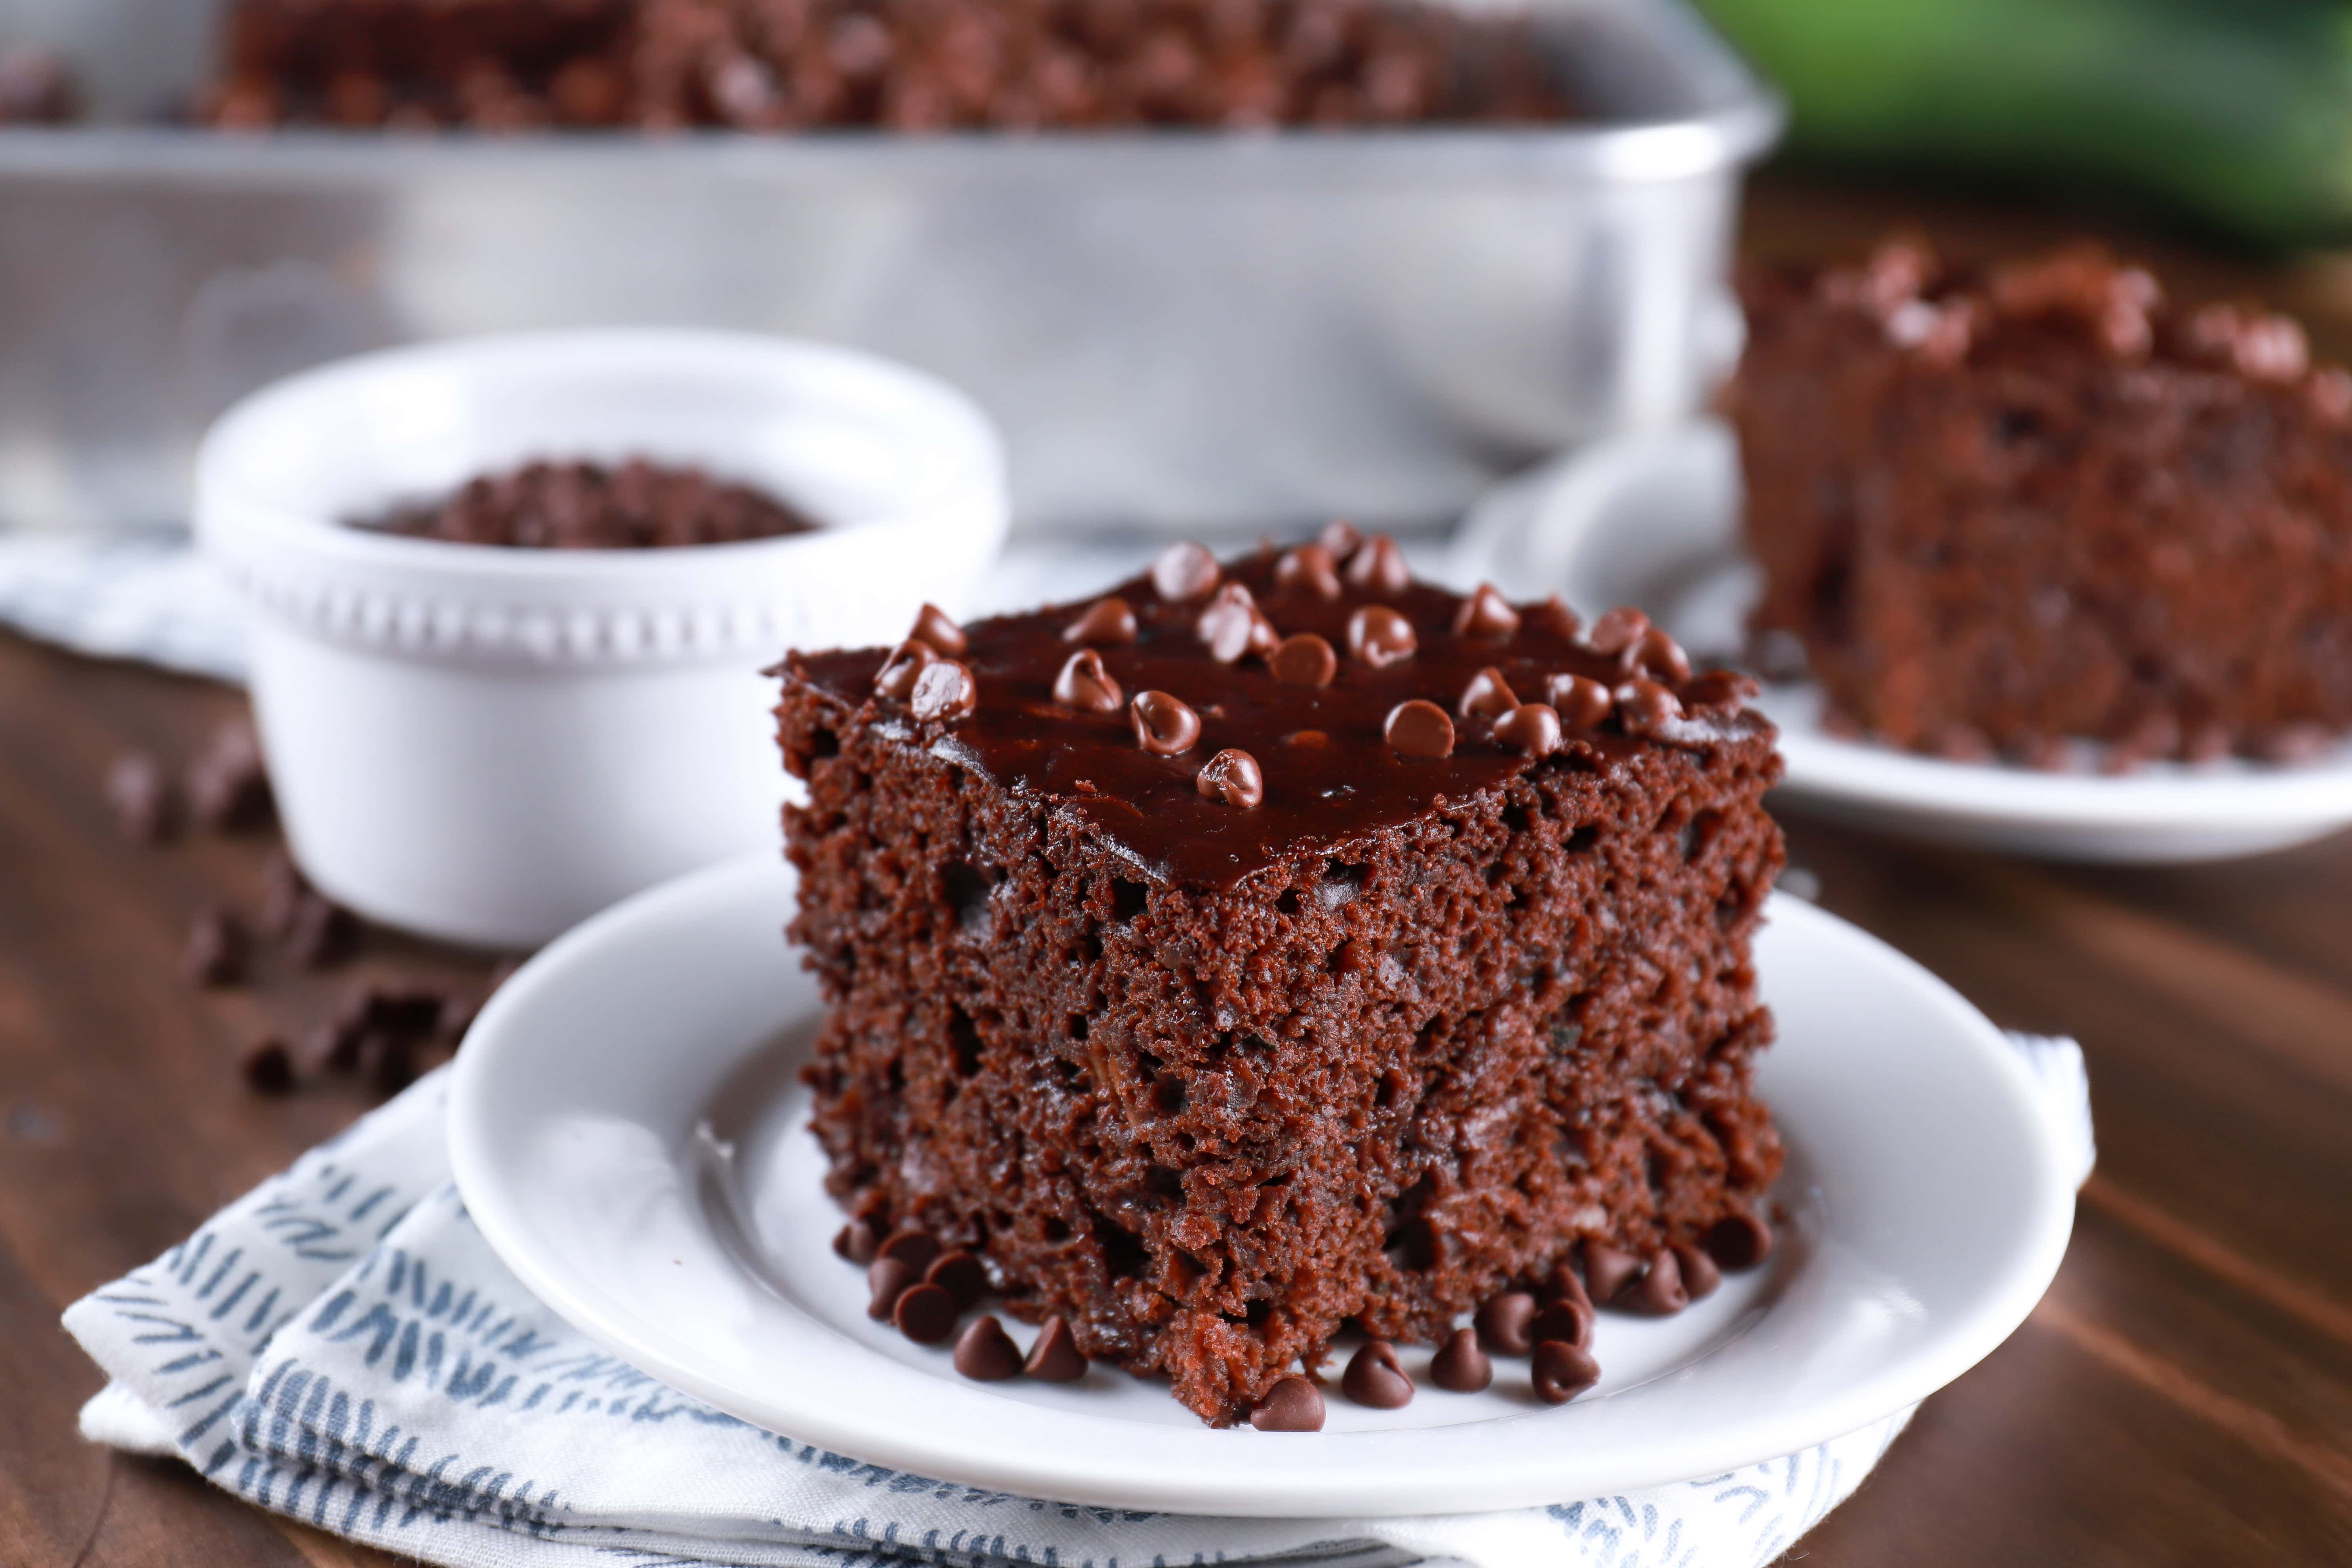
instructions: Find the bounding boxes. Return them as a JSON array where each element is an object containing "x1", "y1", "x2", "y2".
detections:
[{"x1": 196, "y1": 328, "x2": 1007, "y2": 948}]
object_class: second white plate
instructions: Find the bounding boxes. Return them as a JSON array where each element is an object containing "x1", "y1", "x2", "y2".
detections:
[
  {"x1": 1450, "y1": 418, "x2": 2352, "y2": 862},
  {"x1": 449, "y1": 852, "x2": 2073, "y2": 1517}
]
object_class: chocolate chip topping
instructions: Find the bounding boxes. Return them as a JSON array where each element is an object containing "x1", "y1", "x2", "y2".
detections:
[
  {"x1": 1340, "y1": 1340, "x2": 1414, "y2": 1408},
  {"x1": 1151, "y1": 540, "x2": 1222, "y2": 602},
  {"x1": 1429, "y1": 1328, "x2": 1492, "y2": 1393},
  {"x1": 1531, "y1": 1339, "x2": 1601, "y2": 1405},
  {"x1": 1343, "y1": 533, "x2": 1410, "y2": 596},
  {"x1": 912, "y1": 602, "x2": 969, "y2": 657},
  {"x1": 1473, "y1": 1291, "x2": 1537, "y2": 1355},
  {"x1": 789, "y1": 546, "x2": 1766, "y2": 890},
  {"x1": 1052, "y1": 649, "x2": 1124, "y2": 714},
  {"x1": 1248, "y1": 1374, "x2": 1326, "y2": 1432},
  {"x1": 874, "y1": 638, "x2": 936, "y2": 699},
  {"x1": 910, "y1": 660, "x2": 978, "y2": 722},
  {"x1": 1130, "y1": 690, "x2": 1203, "y2": 755},
  {"x1": 1064, "y1": 596, "x2": 1139, "y2": 645},
  {"x1": 1197, "y1": 582, "x2": 1277, "y2": 664},
  {"x1": 1456, "y1": 667, "x2": 1519, "y2": 724},
  {"x1": 1546, "y1": 673, "x2": 1614, "y2": 731},
  {"x1": 1705, "y1": 1212, "x2": 1774, "y2": 1270},
  {"x1": 1318, "y1": 520, "x2": 1364, "y2": 558},
  {"x1": 878, "y1": 1229, "x2": 940, "y2": 1272},
  {"x1": 1494, "y1": 703, "x2": 1562, "y2": 756},
  {"x1": 1528, "y1": 596, "x2": 1581, "y2": 641},
  {"x1": 1581, "y1": 1241, "x2": 1641, "y2": 1303},
  {"x1": 1383, "y1": 699, "x2": 1454, "y2": 759},
  {"x1": 1614, "y1": 679, "x2": 1682, "y2": 736},
  {"x1": 925, "y1": 1250, "x2": 989, "y2": 1309},
  {"x1": 1633, "y1": 625, "x2": 1692, "y2": 683},
  {"x1": 866, "y1": 1256, "x2": 915, "y2": 1319},
  {"x1": 892, "y1": 1281, "x2": 961, "y2": 1343},
  {"x1": 1195, "y1": 748, "x2": 1265, "y2": 808},
  {"x1": 1586, "y1": 606, "x2": 1650, "y2": 657},
  {"x1": 1346, "y1": 605, "x2": 1417, "y2": 669},
  {"x1": 1274, "y1": 544, "x2": 1343, "y2": 601},
  {"x1": 1023, "y1": 1315, "x2": 1088, "y2": 1382},
  {"x1": 1673, "y1": 1243, "x2": 1722, "y2": 1301},
  {"x1": 833, "y1": 1220, "x2": 879, "y2": 1264},
  {"x1": 1269, "y1": 632, "x2": 1338, "y2": 687},
  {"x1": 1452, "y1": 583, "x2": 1520, "y2": 637},
  {"x1": 1528, "y1": 1298, "x2": 1593, "y2": 1351},
  {"x1": 952, "y1": 1315, "x2": 1025, "y2": 1380}
]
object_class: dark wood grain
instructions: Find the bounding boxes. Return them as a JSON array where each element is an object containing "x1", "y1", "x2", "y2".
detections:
[{"x1": 3, "y1": 173, "x2": 2352, "y2": 1566}]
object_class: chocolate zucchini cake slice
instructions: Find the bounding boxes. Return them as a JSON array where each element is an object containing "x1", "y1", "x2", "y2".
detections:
[{"x1": 775, "y1": 534, "x2": 1785, "y2": 1425}]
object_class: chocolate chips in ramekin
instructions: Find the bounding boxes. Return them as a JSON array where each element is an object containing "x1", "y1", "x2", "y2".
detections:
[{"x1": 363, "y1": 458, "x2": 818, "y2": 550}]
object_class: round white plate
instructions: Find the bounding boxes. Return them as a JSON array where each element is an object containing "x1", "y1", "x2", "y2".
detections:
[
  {"x1": 449, "y1": 852, "x2": 2074, "y2": 1518},
  {"x1": 1450, "y1": 419, "x2": 2352, "y2": 862}
]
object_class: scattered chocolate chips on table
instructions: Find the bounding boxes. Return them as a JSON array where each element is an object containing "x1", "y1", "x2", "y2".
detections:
[
  {"x1": 892, "y1": 1282, "x2": 961, "y2": 1344},
  {"x1": 106, "y1": 753, "x2": 180, "y2": 843},
  {"x1": 1429, "y1": 1328, "x2": 1492, "y2": 1393},
  {"x1": 1340, "y1": 1340, "x2": 1414, "y2": 1408},
  {"x1": 925, "y1": 1250, "x2": 989, "y2": 1309},
  {"x1": 241, "y1": 1036, "x2": 297, "y2": 1095},
  {"x1": 1530, "y1": 1339, "x2": 1600, "y2": 1405},
  {"x1": 1024, "y1": 1315, "x2": 1089, "y2": 1382},
  {"x1": 1248, "y1": 1375, "x2": 1326, "y2": 1433},
  {"x1": 1705, "y1": 1211, "x2": 1775, "y2": 1269},
  {"x1": 183, "y1": 905, "x2": 248, "y2": 987},
  {"x1": 1473, "y1": 1291, "x2": 1537, "y2": 1356},
  {"x1": 952, "y1": 1315, "x2": 1026, "y2": 1381},
  {"x1": 187, "y1": 718, "x2": 274, "y2": 832},
  {"x1": 834, "y1": 1220, "x2": 879, "y2": 1264},
  {"x1": 363, "y1": 459, "x2": 818, "y2": 548}
]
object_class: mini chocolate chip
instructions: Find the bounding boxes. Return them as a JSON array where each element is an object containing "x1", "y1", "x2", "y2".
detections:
[
  {"x1": 1531, "y1": 1339, "x2": 1600, "y2": 1405},
  {"x1": 926, "y1": 1250, "x2": 989, "y2": 1309},
  {"x1": 1150, "y1": 540, "x2": 1221, "y2": 601},
  {"x1": 1346, "y1": 605, "x2": 1417, "y2": 668},
  {"x1": 1052, "y1": 649, "x2": 1123, "y2": 714},
  {"x1": 1705, "y1": 1212, "x2": 1774, "y2": 1270},
  {"x1": 910, "y1": 660, "x2": 978, "y2": 722},
  {"x1": 952, "y1": 1314, "x2": 1024, "y2": 1380},
  {"x1": 1196, "y1": 748, "x2": 1265, "y2": 808},
  {"x1": 1614, "y1": 679, "x2": 1682, "y2": 736},
  {"x1": 1529, "y1": 1298, "x2": 1593, "y2": 1350},
  {"x1": 1546, "y1": 673, "x2": 1613, "y2": 731},
  {"x1": 1429, "y1": 1328, "x2": 1492, "y2": 1392},
  {"x1": 1633, "y1": 624, "x2": 1692, "y2": 683},
  {"x1": 1586, "y1": 605, "x2": 1650, "y2": 656},
  {"x1": 834, "y1": 1220, "x2": 879, "y2": 1264},
  {"x1": 183, "y1": 905, "x2": 247, "y2": 987},
  {"x1": 1130, "y1": 690, "x2": 1202, "y2": 755},
  {"x1": 874, "y1": 637, "x2": 937, "y2": 699},
  {"x1": 1456, "y1": 666, "x2": 1518, "y2": 723},
  {"x1": 1249, "y1": 1374, "x2": 1325, "y2": 1432},
  {"x1": 1196, "y1": 582, "x2": 1275, "y2": 663},
  {"x1": 1274, "y1": 543, "x2": 1342, "y2": 600},
  {"x1": 893, "y1": 1281, "x2": 960, "y2": 1344},
  {"x1": 910, "y1": 602, "x2": 968, "y2": 657},
  {"x1": 1474, "y1": 1291, "x2": 1536, "y2": 1355},
  {"x1": 879, "y1": 1230, "x2": 941, "y2": 1272},
  {"x1": 1452, "y1": 583, "x2": 1520, "y2": 637},
  {"x1": 106, "y1": 753, "x2": 179, "y2": 842},
  {"x1": 1063, "y1": 596, "x2": 1140, "y2": 645},
  {"x1": 1269, "y1": 632, "x2": 1337, "y2": 687},
  {"x1": 1341, "y1": 1340, "x2": 1414, "y2": 1408},
  {"x1": 1343, "y1": 533, "x2": 1409, "y2": 596},
  {"x1": 1527, "y1": 595, "x2": 1581, "y2": 640},
  {"x1": 1318, "y1": 519, "x2": 1364, "y2": 558},
  {"x1": 1024, "y1": 1315, "x2": 1088, "y2": 1382},
  {"x1": 1539, "y1": 1262, "x2": 1593, "y2": 1315},
  {"x1": 1673, "y1": 1243, "x2": 1721, "y2": 1301},
  {"x1": 1581, "y1": 1241, "x2": 1641, "y2": 1303},
  {"x1": 1384, "y1": 700, "x2": 1454, "y2": 760},
  {"x1": 1619, "y1": 1248, "x2": 1688, "y2": 1315},
  {"x1": 285, "y1": 893, "x2": 356, "y2": 969},
  {"x1": 242, "y1": 1036, "x2": 297, "y2": 1094},
  {"x1": 1494, "y1": 703, "x2": 1562, "y2": 757},
  {"x1": 867, "y1": 1256, "x2": 915, "y2": 1319}
]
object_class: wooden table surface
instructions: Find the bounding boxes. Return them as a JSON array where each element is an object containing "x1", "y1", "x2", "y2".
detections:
[{"x1": 5, "y1": 176, "x2": 2352, "y2": 1567}]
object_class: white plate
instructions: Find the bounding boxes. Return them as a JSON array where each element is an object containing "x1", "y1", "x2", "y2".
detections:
[
  {"x1": 449, "y1": 852, "x2": 2073, "y2": 1518},
  {"x1": 1450, "y1": 419, "x2": 2352, "y2": 862}
]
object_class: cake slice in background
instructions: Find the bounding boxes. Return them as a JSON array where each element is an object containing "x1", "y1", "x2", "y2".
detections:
[
  {"x1": 774, "y1": 536, "x2": 1784, "y2": 1425},
  {"x1": 1730, "y1": 237, "x2": 2352, "y2": 770}
]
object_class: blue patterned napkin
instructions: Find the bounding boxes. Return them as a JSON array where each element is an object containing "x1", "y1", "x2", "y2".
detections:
[{"x1": 59, "y1": 1035, "x2": 2090, "y2": 1568}]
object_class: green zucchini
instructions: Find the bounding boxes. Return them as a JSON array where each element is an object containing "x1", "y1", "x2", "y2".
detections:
[{"x1": 1691, "y1": 0, "x2": 2352, "y2": 249}]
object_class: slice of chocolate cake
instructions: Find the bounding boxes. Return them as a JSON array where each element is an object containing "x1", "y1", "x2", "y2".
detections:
[
  {"x1": 1732, "y1": 238, "x2": 2352, "y2": 767},
  {"x1": 775, "y1": 533, "x2": 1785, "y2": 1425}
]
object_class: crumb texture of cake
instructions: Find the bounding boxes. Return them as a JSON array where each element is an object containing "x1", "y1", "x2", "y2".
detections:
[
  {"x1": 776, "y1": 542, "x2": 1785, "y2": 1425},
  {"x1": 1732, "y1": 238, "x2": 2352, "y2": 767}
]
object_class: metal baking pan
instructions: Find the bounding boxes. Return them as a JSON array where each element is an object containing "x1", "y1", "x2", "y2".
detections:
[{"x1": 0, "y1": 0, "x2": 1777, "y2": 536}]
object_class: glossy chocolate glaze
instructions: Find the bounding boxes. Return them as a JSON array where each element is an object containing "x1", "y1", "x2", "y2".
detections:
[{"x1": 786, "y1": 546, "x2": 1767, "y2": 887}]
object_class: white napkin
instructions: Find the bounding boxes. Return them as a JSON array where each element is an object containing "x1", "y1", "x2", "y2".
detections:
[{"x1": 62, "y1": 1033, "x2": 2089, "y2": 1568}]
